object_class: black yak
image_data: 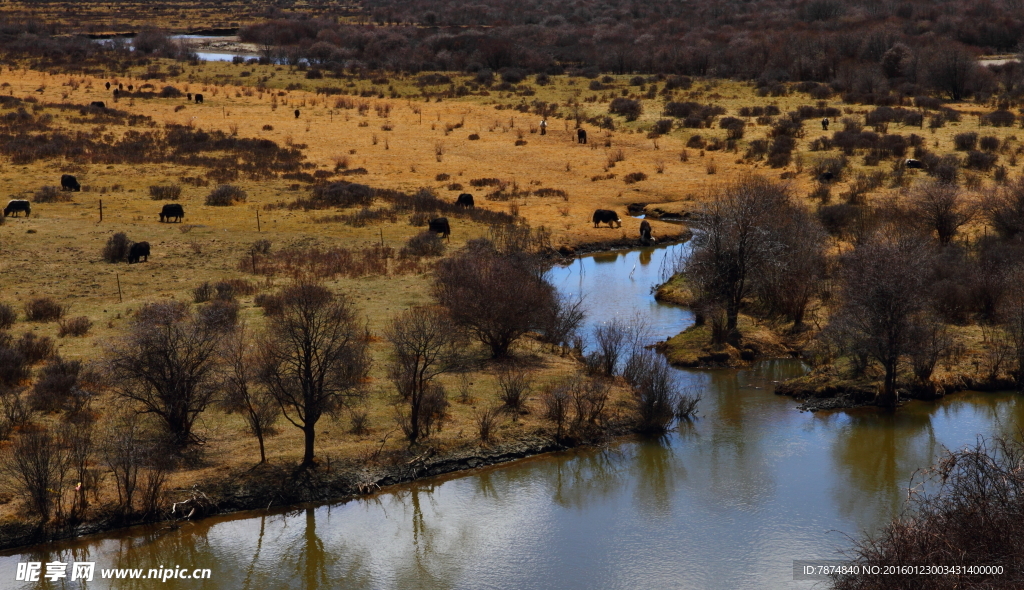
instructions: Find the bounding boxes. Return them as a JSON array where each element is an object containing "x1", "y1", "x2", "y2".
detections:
[
  {"x1": 456, "y1": 194, "x2": 475, "y2": 208},
  {"x1": 61, "y1": 174, "x2": 81, "y2": 191},
  {"x1": 127, "y1": 242, "x2": 150, "y2": 264},
  {"x1": 428, "y1": 217, "x2": 451, "y2": 240},
  {"x1": 160, "y1": 203, "x2": 185, "y2": 223},
  {"x1": 577, "y1": 129, "x2": 587, "y2": 144},
  {"x1": 592, "y1": 209, "x2": 621, "y2": 228},
  {"x1": 3, "y1": 200, "x2": 30, "y2": 217}
]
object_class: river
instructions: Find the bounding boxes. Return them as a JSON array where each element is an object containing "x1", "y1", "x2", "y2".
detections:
[{"x1": 2, "y1": 244, "x2": 1022, "y2": 589}]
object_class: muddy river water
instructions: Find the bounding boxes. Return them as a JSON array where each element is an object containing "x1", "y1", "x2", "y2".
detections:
[{"x1": 3, "y1": 244, "x2": 1022, "y2": 589}]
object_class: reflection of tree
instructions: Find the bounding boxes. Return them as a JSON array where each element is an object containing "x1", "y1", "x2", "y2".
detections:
[
  {"x1": 549, "y1": 448, "x2": 627, "y2": 510},
  {"x1": 630, "y1": 438, "x2": 684, "y2": 517},
  {"x1": 292, "y1": 507, "x2": 330, "y2": 590},
  {"x1": 830, "y1": 408, "x2": 937, "y2": 532}
]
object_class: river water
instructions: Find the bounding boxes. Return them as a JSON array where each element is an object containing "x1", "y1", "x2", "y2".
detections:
[{"x1": 3, "y1": 244, "x2": 1022, "y2": 589}]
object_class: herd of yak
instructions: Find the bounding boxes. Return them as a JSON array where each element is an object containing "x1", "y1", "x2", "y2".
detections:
[{"x1": 4, "y1": 176, "x2": 656, "y2": 263}]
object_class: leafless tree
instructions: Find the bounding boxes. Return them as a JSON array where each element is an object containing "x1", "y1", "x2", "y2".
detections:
[
  {"x1": 1, "y1": 428, "x2": 69, "y2": 521},
  {"x1": 752, "y1": 205, "x2": 828, "y2": 330},
  {"x1": 685, "y1": 175, "x2": 793, "y2": 341},
  {"x1": 999, "y1": 268, "x2": 1024, "y2": 387},
  {"x1": 623, "y1": 349, "x2": 691, "y2": 433},
  {"x1": 910, "y1": 182, "x2": 973, "y2": 245},
  {"x1": 102, "y1": 411, "x2": 146, "y2": 516},
  {"x1": 539, "y1": 293, "x2": 586, "y2": 355},
  {"x1": 591, "y1": 313, "x2": 650, "y2": 376},
  {"x1": 827, "y1": 232, "x2": 932, "y2": 406},
  {"x1": 385, "y1": 306, "x2": 463, "y2": 443},
  {"x1": 258, "y1": 284, "x2": 370, "y2": 468},
  {"x1": 433, "y1": 244, "x2": 557, "y2": 358},
  {"x1": 221, "y1": 325, "x2": 280, "y2": 463},
  {"x1": 104, "y1": 301, "x2": 225, "y2": 451}
]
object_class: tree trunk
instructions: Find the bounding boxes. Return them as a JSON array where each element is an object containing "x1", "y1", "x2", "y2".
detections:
[{"x1": 302, "y1": 426, "x2": 316, "y2": 467}]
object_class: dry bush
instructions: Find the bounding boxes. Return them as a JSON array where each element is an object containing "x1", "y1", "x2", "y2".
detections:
[
  {"x1": 198, "y1": 299, "x2": 240, "y2": 332},
  {"x1": 400, "y1": 231, "x2": 446, "y2": 258},
  {"x1": 58, "y1": 316, "x2": 92, "y2": 337},
  {"x1": 102, "y1": 232, "x2": 131, "y2": 263},
  {"x1": 833, "y1": 436, "x2": 1024, "y2": 590},
  {"x1": 30, "y1": 357, "x2": 84, "y2": 412},
  {"x1": 24, "y1": 297, "x2": 66, "y2": 322},
  {"x1": 475, "y1": 406, "x2": 502, "y2": 443},
  {"x1": 205, "y1": 184, "x2": 247, "y2": 206},
  {"x1": 0, "y1": 338, "x2": 30, "y2": 387},
  {"x1": 148, "y1": 184, "x2": 182, "y2": 200},
  {"x1": 0, "y1": 303, "x2": 16, "y2": 329},
  {"x1": 192, "y1": 282, "x2": 214, "y2": 303},
  {"x1": 16, "y1": 332, "x2": 56, "y2": 364},
  {"x1": 623, "y1": 172, "x2": 647, "y2": 184},
  {"x1": 33, "y1": 185, "x2": 72, "y2": 203},
  {"x1": 243, "y1": 243, "x2": 393, "y2": 280},
  {"x1": 497, "y1": 364, "x2": 532, "y2": 418}
]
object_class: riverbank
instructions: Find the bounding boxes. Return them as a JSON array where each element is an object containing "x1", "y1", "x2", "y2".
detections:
[
  {"x1": 0, "y1": 424, "x2": 641, "y2": 551},
  {"x1": 553, "y1": 228, "x2": 692, "y2": 258}
]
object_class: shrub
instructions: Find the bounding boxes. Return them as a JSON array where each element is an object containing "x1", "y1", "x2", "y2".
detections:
[
  {"x1": 651, "y1": 119, "x2": 673, "y2": 135},
  {"x1": 102, "y1": 232, "x2": 131, "y2": 263},
  {"x1": 719, "y1": 116, "x2": 745, "y2": 140},
  {"x1": 159, "y1": 86, "x2": 183, "y2": 98},
  {"x1": 0, "y1": 303, "x2": 15, "y2": 329},
  {"x1": 497, "y1": 364, "x2": 532, "y2": 418},
  {"x1": 30, "y1": 357, "x2": 83, "y2": 412},
  {"x1": 192, "y1": 282, "x2": 214, "y2": 303},
  {"x1": 33, "y1": 185, "x2": 72, "y2": 203},
  {"x1": 400, "y1": 231, "x2": 446, "y2": 258},
  {"x1": 953, "y1": 132, "x2": 978, "y2": 151},
  {"x1": 686, "y1": 134, "x2": 705, "y2": 149},
  {"x1": 254, "y1": 293, "x2": 285, "y2": 316},
  {"x1": 623, "y1": 172, "x2": 648, "y2": 184},
  {"x1": 965, "y1": 150, "x2": 998, "y2": 171},
  {"x1": 24, "y1": 298, "x2": 65, "y2": 322},
  {"x1": 979, "y1": 136, "x2": 1001, "y2": 152},
  {"x1": 198, "y1": 299, "x2": 240, "y2": 332},
  {"x1": 15, "y1": 332, "x2": 55, "y2": 363},
  {"x1": 0, "y1": 345, "x2": 30, "y2": 387},
  {"x1": 609, "y1": 97, "x2": 642, "y2": 121},
  {"x1": 206, "y1": 184, "x2": 247, "y2": 206},
  {"x1": 58, "y1": 316, "x2": 92, "y2": 337},
  {"x1": 148, "y1": 184, "x2": 182, "y2": 200}
]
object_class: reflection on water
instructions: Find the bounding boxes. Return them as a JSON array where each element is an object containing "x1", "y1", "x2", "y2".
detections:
[{"x1": 2, "y1": 245, "x2": 1023, "y2": 589}]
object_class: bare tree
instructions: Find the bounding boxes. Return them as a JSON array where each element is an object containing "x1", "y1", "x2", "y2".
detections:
[
  {"x1": 384, "y1": 306, "x2": 463, "y2": 443},
  {"x1": 433, "y1": 243, "x2": 557, "y2": 358},
  {"x1": 827, "y1": 233, "x2": 931, "y2": 407},
  {"x1": 221, "y1": 325, "x2": 280, "y2": 463},
  {"x1": 104, "y1": 301, "x2": 225, "y2": 451},
  {"x1": 910, "y1": 182, "x2": 973, "y2": 245},
  {"x1": 622, "y1": 349, "x2": 687, "y2": 433},
  {"x1": 539, "y1": 293, "x2": 586, "y2": 355},
  {"x1": 1, "y1": 428, "x2": 69, "y2": 521},
  {"x1": 753, "y1": 205, "x2": 827, "y2": 330},
  {"x1": 986, "y1": 176, "x2": 1024, "y2": 239},
  {"x1": 258, "y1": 284, "x2": 370, "y2": 468},
  {"x1": 999, "y1": 268, "x2": 1024, "y2": 387},
  {"x1": 685, "y1": 175, "x2": 793, "y2": 341},
  {"x1": 102, "y1": 412, "x2": 146, "y2": 516}
]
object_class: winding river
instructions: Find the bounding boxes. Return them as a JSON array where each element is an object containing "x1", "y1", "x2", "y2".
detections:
[{"x1": 3, "y1": 243, "x2": 1023, "y2": 589}]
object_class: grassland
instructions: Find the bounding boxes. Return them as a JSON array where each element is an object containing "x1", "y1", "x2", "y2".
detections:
[{"x1": 1, "y1": 55, "x2": 1022, "y2": 536}]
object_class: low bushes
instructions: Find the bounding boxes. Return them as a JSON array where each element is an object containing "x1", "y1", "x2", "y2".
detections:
[
  {"x1": 205, "y1": 185, "x2": 247, "y2": 206},
  {"x1": 24, "y1": 297, "x2": 66, "y2": 322}
]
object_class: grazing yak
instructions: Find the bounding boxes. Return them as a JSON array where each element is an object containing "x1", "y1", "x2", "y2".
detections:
[
  {"x1": 592, "y1": 209, "x2": 621, "y2": 228},
  {"x1": 194, "y1": 93, "x2": 204, "y2": 104},
  {"x1": 105, "y1": 82, "x2": 111, "y2": 90},
  {"x1": 456, "y1": 194, "x2": 475, "y2": 208},
  {"x1": 639, "y1": 219, "x2": 655, "y2": 245},
  {"x1": 3, "y1": 200, "x2": 30, "y2": 217},
  {"x1": 577, "y1": 129, "x2": 587, "y2": 144},
  {"x1": 90, "y1": 101, "x2": 106, "y2": 109},
  {"x1": 61, "y1": 174, "x2": 81, "y2": 191},
  {"x1": 428, "y1": 217, "x2": 451, "y2": 240},
  {"x1": 160, "y1": 203, "x2": 185, "y2": 223},
  {"x1": 127, "y1": 242, "x2": 150, "y2": 264},
  {"x1": 905, "y1": 158, "x2": 924, "y2": 169},
  {"x1": 187, "y1": 93, "x2": 192, "y2": 100},
  {"x1": 294, "y1": 109, "x2": 301, "y2": 118}
]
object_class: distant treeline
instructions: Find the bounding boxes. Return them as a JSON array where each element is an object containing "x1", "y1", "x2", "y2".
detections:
[{"x1": 236, "y1": 0, "x2": 1024, "y2": 101}]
